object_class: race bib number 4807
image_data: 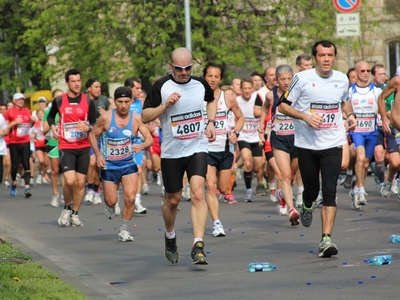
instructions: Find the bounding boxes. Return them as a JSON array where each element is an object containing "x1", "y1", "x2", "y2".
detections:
[{"x1": 171, "y1": 110, "x2": 204, "y2": 140}]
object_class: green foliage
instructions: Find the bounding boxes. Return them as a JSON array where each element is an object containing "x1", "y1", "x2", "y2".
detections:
[{"x1": 0, "y1": 0, "x2": 383, "y2": 93}]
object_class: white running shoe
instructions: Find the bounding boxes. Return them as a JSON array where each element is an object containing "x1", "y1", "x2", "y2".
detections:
[
  {"x1": 135, "y1": 203, "x2": 147, "y2": 214},
  {"x1": 142, "y1": 183, "x2": 149, "y2": 195},
  {"x1": 276, "y1": 198, "x2": 288, "y2": 215},
  {"x1": 380, "y1": 181, "x2": 391, "y2": 198},
  {"x1": 295, "y1": 192, "x2": 303, "y2": 208},
  {"x1": 156, "y1": 174, "x2": 162, "y2": 186},
  {"x1": 269, "y1": 189, "x2": 277, "y2": 203},
  {"x1": 58, "y1": 209, "x2": 71, "y2": 226},
  {"x1": 212, "y1": 224, "x2": 226, "y2": 237},
  {"x1": 29, "y1": 177, "x2": 34, "y2": 185},
  {"x1": 105, "y1": 205, "x2": 117, "y2": 219},
  {"x1": 84, "y1": 190, "x2": 94, "y2": 202},
  {"x1": 245, "y1": 189, "x2": 253, "y2": 202},
  {"x1": 182, "y1": 184, "x2": 191, "y2": 201},
  {"x1": 35, "y1": 174, "x2": 42, "y2": 185},
  {"x1": 71, "y1": 214, "x2": 83, "y2": 227},
  {"x1": 51, "y1": 194, "x2": 59, "y2": 207},
  {"x1": 118, "y1": 230, "x2": 134, "y2": 242},
  {"x1": 3, "y1": 181, "x2": 10, "y2": 188},
  {"x1": 92, "y1": 192, "x2": 102, "y2": 205},
  {"x1": 42, "y1": 176, "x2": 50, "y2": 185},
  {"x1": 391, "y1": 179, "x2": 398, "y2": 195}
]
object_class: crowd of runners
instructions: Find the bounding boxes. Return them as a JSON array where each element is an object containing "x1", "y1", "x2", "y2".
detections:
[{"x1": 1, "y1": 39, "x2": 399, "y2": 264}]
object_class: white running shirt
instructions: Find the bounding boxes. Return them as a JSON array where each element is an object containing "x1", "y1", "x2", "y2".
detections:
[{"x1": 285, "y1": 68, "x2": 348, "y2": 150}]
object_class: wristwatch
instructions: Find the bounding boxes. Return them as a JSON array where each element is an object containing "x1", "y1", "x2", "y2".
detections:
[
  {"x1": 233, "y1": 131, "x2": 240, "y2": 137},
  {"x1": 88, "y1": 125, "x2": 93, "y2": 132}
]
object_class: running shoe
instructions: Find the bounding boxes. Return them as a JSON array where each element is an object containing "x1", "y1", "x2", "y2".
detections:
[
  {"x1": 215, "y1": 189, "x2": 221, "y2": 200},
  {"x1": 276, "y1": 198, "x2": 288, "y2": 216},
  {"x1": 269, "y1": 188, "x2": 277, "y2": 203},
  {"x1": 24, "y1": 187, "x2": 32, "y2": 198},
  {"x1": 135, "y1": 203, "x2": 147, "y2": 214},
  {"x1": 118, "y1": 230, "x2": 134, "y2": 242},
  {"x1": 3, "y1": 180, "x2": 10, "y2": 188},
  {"x1": 35, "y1": 174, "x2": 43, "y2": 185},
  {"x1": 314, "y1": 192, "x2": 323, "y2": 206},
  {"x1": 105, "y1": 205, "x2": 117, "y2": 219},
  {"x1": 351, "y1": 191, "x2": 361, "y2": 210},
  {"x1": 212, "y1": 224, "x2": 226, "y2": 237},
  {"x1": 381, "y1": 181, "x2": 391, "y2": 197},
  {"x1": 263, "y1": 180, "x2": 269, "y2": 192},
  {"x1": 343, "y1": 174, "x2": 353, "y2": 189},
  {"x1": 289, "y1": 207, "x2": 300, "y2": 226},
  {"x1": 42, "y1": 176, "x2": 50, "y2": 185},
  {"x1": 92, "y1": 192, "x2": 102, "y2": 205},
  {"x1": 10, "y1": 184, "x2": 17, "y2": 196},
  {"x1": 300, "y1": 204, "x2": 313, "y2": 227},
  {"x1": 318, "y1": 236, "x2": 338, "y2": 258},
  {"x1": 142, "y1": 183, "x2": 149, "y2": 195},
  {"x1": 223, "y1": 194, "x2": 237, "y2": 204},
  {"x1": 337, "y1": 175, "x2": 346, "y2": 185},
  {"x1": 392, "y1": 179, "x2": 400, "y2": 195},
  {"x1": 245, "y1": 189, "x2": 253, "y2": 202},
  {"x1": 295, "y1": 192, "x2": 303, "y2": 208},
  {"x1": 356, "y1": 191, "x2": 367, "y2": 206},
  {"x1": 51, "y1": 194, "x2": 59, "y2": 207},
  {"x1": 71, "y1": 214, "x2": 83, "y2": 227},
  {"x1": 190, "y1": 241, "x2": 208, "y2": 265},
  {"x1": 164, "y1": 235, "x2": 180, "y2": 264},
  {"x1": 84, "y1": 190, "x2": 94, "y2": 202},
  {"x1": 181, "y1": 184, "x2": 191, "y2": 201},
  {"x1": 370, "y1": 162, "x2": 380, "y2": 185},
  {"x1": 58, "y1": 209, "x2": 71, "y2": 227},
  {"x1": 255, "y1": 183, "x2": 266, "y2": 196}
]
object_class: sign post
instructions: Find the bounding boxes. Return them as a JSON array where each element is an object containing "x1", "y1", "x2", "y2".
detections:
[{"x1": 333, "y1": 0, "x2": 361, "y2": 69}]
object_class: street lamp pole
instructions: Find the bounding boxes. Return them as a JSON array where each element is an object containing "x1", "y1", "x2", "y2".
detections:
[{"x1": 184, "y1": 0, "x2": 192, "y2": 51}]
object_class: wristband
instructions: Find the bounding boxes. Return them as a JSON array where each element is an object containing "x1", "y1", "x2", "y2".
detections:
[
  {"x1": 347, "y1": 113, "x2": 357, "y2": 119},
  {"x1": 207, "y1": 119, "x2": 216, "y2": 126}
]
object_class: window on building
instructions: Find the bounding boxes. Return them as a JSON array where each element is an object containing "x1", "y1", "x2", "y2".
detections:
[{"x1": 387, "y1": 41, "x2": 400, "y2": 78}]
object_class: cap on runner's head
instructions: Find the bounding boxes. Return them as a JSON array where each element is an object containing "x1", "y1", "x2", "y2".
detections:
[
  {"x1": 85, "y1": 78, "x2": 99, "y2": 89},
  {"x1": 114, "y1": 86, "x2": 132, "y2": 100},
  {"x1": 13, "y1": 92, "x2": 25, "y2": 100},
  {"x1": 38, "y1": 96, "x2": 47, "y2": 102}
]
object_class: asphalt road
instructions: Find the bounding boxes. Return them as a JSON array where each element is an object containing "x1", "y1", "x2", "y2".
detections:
[{"x1": 0, "y1": 175, "x2": 399, "y2": 300}]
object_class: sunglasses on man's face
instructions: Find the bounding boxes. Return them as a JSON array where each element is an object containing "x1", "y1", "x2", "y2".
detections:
[{"x1": 171, "y1": 63, "x2": 193, "y2": 72}]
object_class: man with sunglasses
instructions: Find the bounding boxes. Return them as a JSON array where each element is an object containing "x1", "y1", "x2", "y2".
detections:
[
  {"x1": 84, "y1": 78, "x2": 112, "y2": 205},
  {"x1": 348, "y1": 61, "x2": 382, "y2": 209},
  {"x1": 142, "y1": 47, "x2": 216, "y2": 265}
]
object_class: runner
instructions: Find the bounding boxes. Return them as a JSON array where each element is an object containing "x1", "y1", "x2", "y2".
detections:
[
  {"x1": 47, "y1": 69, "x2": 97, "y2": 227},
  {"x1": 278, "y1": 40, "x2": 356, "y2": 257},
  {"x1": 4, "y1": 92, "x2": 35, "y2": 197},
  {"x1": 142, "y1": 47, "x2": 216, "y2": 265},
  {"x1": 89, "y1": 86, "x2": 153, "y2": 241},
  {"x1": 203, "y1": 63, "x2": 244, "y2": 236}
]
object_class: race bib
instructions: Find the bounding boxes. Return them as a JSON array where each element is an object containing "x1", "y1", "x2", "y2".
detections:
[
  {"x1": 275, "y1": 115, "x2": 294, "y2": 135},
  {"x1": 106, "y1": 137, "x2": 132, "y2": 161},
  {"x1": 16, "y1": 123, "x2": 30, "y2": 137},
  {"x1": 204, "y1": 110, "x2": 228, "y2": 135},
  {"x1": 376, "y1": 113, "x2": 382, "y2": 127},
  {"x1": 171, "y1": 110, "x2": 204, "y2": 140},
  {"x1": 310, "y1": 102, "x2": 340, "y2": 129},
  {"x1": 64, "y1": 122, "x2": 87, "y2": 142},
  {"x1": 354, "y1": 113, "x2": 376, "y2": 133},
  {"x1": 243, "y1": 117, "x2": 258, "y2": 134}
]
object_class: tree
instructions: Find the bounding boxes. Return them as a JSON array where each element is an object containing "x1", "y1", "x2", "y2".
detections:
[{"x1": 0, "y1": 0, "x2": 50, "y2": 93}]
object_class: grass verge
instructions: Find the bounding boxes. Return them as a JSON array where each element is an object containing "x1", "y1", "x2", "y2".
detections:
[{"x1": 0, "y1": 238, "x2": 87, "y2": 300}]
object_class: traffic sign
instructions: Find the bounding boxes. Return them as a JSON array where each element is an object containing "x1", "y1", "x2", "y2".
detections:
[
  {"x1": 336, "y1": 12, "x2": 360, "y2": 36},
  {"x1": 333, "y1": 0, "x2": 361, "y2": 13}
]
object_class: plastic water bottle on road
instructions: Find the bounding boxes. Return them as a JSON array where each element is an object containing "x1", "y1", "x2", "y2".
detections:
[
  {"x1": 367, "y1": 255, "x2": 393, "y2": 266},
  {"x1": 248, "y1": 262, "x2": 276, "y2": 272},
  {"x1": 389, "y1": 234, "x2": 400, "y2": 243}
]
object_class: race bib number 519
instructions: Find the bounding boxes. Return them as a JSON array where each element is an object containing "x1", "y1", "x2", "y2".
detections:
[
  {"x1": 171, "y1": 110, "x2": 204, "y2": 140},
  {"x1": 310, "y1": 102, "x2": 340, "y2": 129}
]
